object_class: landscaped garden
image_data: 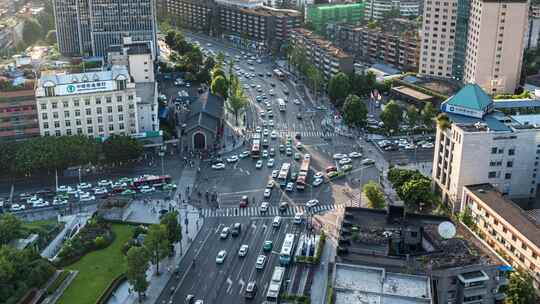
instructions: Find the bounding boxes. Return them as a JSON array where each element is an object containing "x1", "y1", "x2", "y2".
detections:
[{"x1": 56, "y1": 223, "x2": 134, "y2": 304}]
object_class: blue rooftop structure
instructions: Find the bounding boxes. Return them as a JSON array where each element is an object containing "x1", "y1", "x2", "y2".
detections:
[{"x1": 441, "y1": 84, "x2": 494, "y2": 119}]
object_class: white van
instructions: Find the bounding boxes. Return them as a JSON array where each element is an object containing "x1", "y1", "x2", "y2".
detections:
[{"x1": 272, "y1": 216, "x2": 281, "y2": 228}]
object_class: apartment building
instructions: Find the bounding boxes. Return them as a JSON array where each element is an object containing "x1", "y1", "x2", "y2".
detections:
[
  {"x1": 433, "y1": 84, "x2": 540, "y2": 212},
  {"x1": 420, "y1": 0, "x2": 528, "y2": 94},
  {"x1": 35, "y1": 67, "x2": 140, "y2": 138},
  {"x1": 289, "y1": 28, "x2": 354, "y2": 80},
  {"x1": 0, "y1": 86, "x2": 40, "y2": 142},
  {"x1": 327, "y1": 19, "x2": 420, "y2": 71},
  {"x1": 364, "y1": 0, "x2": 421, "y2": 21},
  {"x1": 463, "y1": 184, "x2": 540, "y2": 287},
  {"x1": 462, "y1": 0, "x2": 528, "y2": 94},
  {"x1": 166, "y1": 0, "x2": 215, "y2": 32},
  {"x1": 53, "y1": 0, "x2": 158, "y2": 57},
  {"x1": 526, "y1": 3, "x2": 540, "y2": 49},
  {"x1": 306, "y1": 3, "x2": 365, "y2": 34}
]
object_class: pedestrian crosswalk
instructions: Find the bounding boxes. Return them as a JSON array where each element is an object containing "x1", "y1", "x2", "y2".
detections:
[
  {"x1": 246, "y1": 130, "x2": 337, "y2": 139},
  {"x1": 201, "y1": 203, "x2": 349, "y2": 218}
]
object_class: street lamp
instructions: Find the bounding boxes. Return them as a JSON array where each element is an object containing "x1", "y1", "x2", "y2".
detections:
[{"x1": 158, "y1": 146, "x2": 166, "y2": 176}]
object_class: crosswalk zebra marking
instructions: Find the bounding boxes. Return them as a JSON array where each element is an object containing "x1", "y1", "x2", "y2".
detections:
[{"x1": 200, "y1": 204, "x2": 347, "y2": 218}]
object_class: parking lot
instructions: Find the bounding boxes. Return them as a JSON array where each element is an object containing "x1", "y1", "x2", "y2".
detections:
[{"x1": 373, "y1": 136, "x2": 435, "y2": 165}]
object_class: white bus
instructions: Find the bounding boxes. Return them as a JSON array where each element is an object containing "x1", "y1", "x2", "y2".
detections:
[
  {"x1": 277, "y1": 163, "x2": 291, "y2": 188},
  {"x1": 279, "y1": 233, "x2": 295, "y2": 266},
  {"x1": 278, "y1": 98, "x2": 286, "y2": 112},
  {"x1": 266, "y1": 266, "x2": 286, "y2": 302}
]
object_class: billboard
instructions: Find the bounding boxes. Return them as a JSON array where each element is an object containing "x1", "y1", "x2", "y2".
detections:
[{"x1": 55, "y1": 80, "x2": 115, "y2": 96}]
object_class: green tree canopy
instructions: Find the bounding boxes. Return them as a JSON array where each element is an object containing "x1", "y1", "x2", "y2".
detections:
[
  {"x1": 507, "y1": 270, "x2": 539, "y2": 304},
  {"x1": 400, "y1": 177, "x2": 433, "y2": 212},
  {"x1": 328, "y1": 72, "x2": 351, "y2": 107},
  {"x1": 380, "y1": 100, "x2": 402, "y2": 134},
  {"x1": 0, "y1": 214, "x2": 22, "y2": 246},
  {"x1": 126, "y1": 246, "x2": 150, "y2": 301},
  {"x1": 363, "y1": 181, "x2": 386, "y2": 209},
  {"x1": 211, "y1": 75, "x2": 229, "y2": 100},
  {"x1": 160, "y1": 211, "x2": 182, "y2": 252},
  {"x1": 22, "y1": 18, "x2": 43, "y2": 45},
  {"x1": 387, "y1": 168, "x2": 424, "y2": 191},
  {"x1": 102, "y1": 135, "x2": 143, "y2": 164},
  {"x1": 45, "y1": 30, "x2": 57, "y2": 45},
  {"x1": 342, "y1": 94, "x2": 367, "y2": 127},
  {"x1": 143, "y1": 224, "x2": 169, "y2": 275},
  {"x1": 421, "y1": 102, "x2": 437, "y2": 127},
  {"x1": 436, "y1": 113, "x2": 451, "y2": 130},
  {"x1": 226, "y1": 75, "x2": 248, "y2": 125},
  {"x1": 406, "y1": 105, "x2": 420, "y2": 127}
]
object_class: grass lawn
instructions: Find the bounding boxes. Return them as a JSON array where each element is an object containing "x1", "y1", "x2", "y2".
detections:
[{"x1": 57, "y1": 224, "x2": 134, "y2": 304}]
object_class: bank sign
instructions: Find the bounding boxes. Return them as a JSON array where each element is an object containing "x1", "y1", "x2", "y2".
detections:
[{"x1": 56, "y1": 80, "x2": 114, "y2": 96}]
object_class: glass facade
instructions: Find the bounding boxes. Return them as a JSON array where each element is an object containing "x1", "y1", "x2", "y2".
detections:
[{"x1": 452, "y1": 0, "x2": 470, "y2": 81}]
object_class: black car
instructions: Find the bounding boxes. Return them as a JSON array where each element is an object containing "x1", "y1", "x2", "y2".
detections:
[
  {"x1": 296, "y1": 113, "x2": 302, "y2": 120},
  {"x1": 231, "y1": 223, "x2": 241, "y2": 236}
]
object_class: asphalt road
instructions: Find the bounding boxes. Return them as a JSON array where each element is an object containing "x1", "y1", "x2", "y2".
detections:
[{"x1": 157, "y1": 217, "x2": 306, "y2": 304}]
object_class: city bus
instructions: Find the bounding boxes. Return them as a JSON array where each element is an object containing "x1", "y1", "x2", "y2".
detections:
[
  {"x1": 132, "y1": 175, "x2": 172, "y2": 188},
  {"x1": 277, "y1": 163, "x2": 291, "y2": 188},
  {"x1": 251, "y1": 139, "x2": 261, "y2": 159},
  {"x1": 279, "y1": 233, "x2": 296, "y2": 266},
  {"x1": 278, "y1": 98, "x2": 286, "y2": 112},
  {"x1": 296, "y1": 158, "x2": 310, "y2": 190},
  {"x1": 273, "y1": 69, "x2": 285, "y2": 81},
  {"x1": 266, "y1": 266, "x2": 286, "y2": 302}
]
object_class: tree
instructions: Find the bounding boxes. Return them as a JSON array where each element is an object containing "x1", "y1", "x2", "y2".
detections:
[
  {"x1": 421, "y1": 102, "x2": 437, "y2": 127},
  {"x1": 327, "y1": 72, "x2": 351, "y2": 107},
  {"x1": 160, "y1": 212, "x2": 182, "y2": 254},
  {"x1": 226, "y1": 76, "x2": 248, "y2": 125},
  {"x1": 436, "y1": 113, "x2": 451, "y2": 130},
  {"x1": 379, "y1": 100, "x2": 402, "y2": 134},
  {"x1": 143, "y1": 224, "x2": 169, "y2": 275},
  {"x1": 406, "y1": 105, "x2": 420, "y2": 127},
  {"x1": 211, "y1": 75, "x2": 228, "y2": 100},
  {"x1": 0, "y1": 214, "x2": 22, "y2": 245},
  {"x1": 197, "y1": 56, "x2": 215, "y2": 84},
  {"x1": 342, "y1": 94, "x2": 367, "y2": 127},
  {"x1": 363, "y1": 181, "x2": 386, "y2": 209},
  {"x1": 507, "y1": 270, "x2": 539, "y2": 304},
  {"x1": 387, "y1": 168, "x2": 424, "y2": 191},
  {"x1": 126, "y1": 246, "x2": 150, "y2": 302},
  {"x1": 400, "y1": 177, "x2": 433, "y2": 212},
  {"x1": 102, "y1": 135, "x2": 143, "y2": 164},
  {"x1": 22, "y1": 18, "x2": 43, "y2": 45},
  {"x1": 305, "y1": 64, "x2": 323, "y2": 95},
  {"x1": 45, "y1": 30, "x2": 56, "y2": 45}
]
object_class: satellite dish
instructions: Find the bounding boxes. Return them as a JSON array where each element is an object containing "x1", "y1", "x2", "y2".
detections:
[{"x1": 438, "y1": 221, "x2": 456, "y2": 239}]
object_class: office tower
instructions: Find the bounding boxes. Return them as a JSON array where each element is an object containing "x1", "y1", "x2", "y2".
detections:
[{"x1": 53, "y1": 0, "x2": 158, "y2": 57}]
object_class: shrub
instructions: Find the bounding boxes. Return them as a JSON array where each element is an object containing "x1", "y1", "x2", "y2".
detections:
[
  {"x1": 46, "y1": 271, "x2": 70, "y2": 295},
  {"x1": 94, "y1": 236, "x2": 107, "y2": 249}
]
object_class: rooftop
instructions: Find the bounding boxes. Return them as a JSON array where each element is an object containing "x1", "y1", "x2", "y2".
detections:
[
  {"x1": 291, "y1": 28, "x2": 351, "y2": 59},
  {"x1": 238, "y1": 5, "x2": 301, "y2": 17},
  {"x1": 334, "y1": 264, "x2": 432, "y2": 304},
  {"x1": 465, "y1": 184, "x2": 540, "y2": 249},
  {"x1": 38, "y1": 66, "x2": 129, "y2": 87},
  {"x1": 392, "y1": 85, "x2": 433, "y2": 102},
  {"x1": 445, "y1": 84, "x2": 493, "y2": 112},
  {"x1": 135, "y1": 82, "x2": 156, "y2": 105}
]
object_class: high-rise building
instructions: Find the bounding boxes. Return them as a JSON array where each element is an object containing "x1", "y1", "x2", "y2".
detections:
[
  {"x1": 419, "y1": 0, "x2": 528, "y2": 94},
  {"x1": 364, "y1": 0, "x2": 421, "y2": 21},
  {"x1": 306, "y1": 3, "x2": 365, "y2": 34},
  {"x1": 53, "y1": 0, "x2": 158, "y2": 57}
]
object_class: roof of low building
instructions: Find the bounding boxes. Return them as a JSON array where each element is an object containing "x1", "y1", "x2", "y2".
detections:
[
  {"x1": 445, "y1": 84, "x2": 493, "y2": 112},
  {"x1": 465, "y1": 184, "x2": 540, "y2": 249},
  {"x1": 185, "y1": 91, "x2": 224, "y2": 133}
]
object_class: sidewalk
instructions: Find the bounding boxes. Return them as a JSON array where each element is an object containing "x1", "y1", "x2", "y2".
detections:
[{"x1": 310, "y1": 240, "x2": 335, "y2": 304}]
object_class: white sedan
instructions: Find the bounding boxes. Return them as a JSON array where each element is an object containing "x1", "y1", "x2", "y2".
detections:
[
  {"x1": 226, "y1": 155, "x2": 239, "y2": 163},
  {"x1": 97, "y1": 179, "x2": 112, "y2": 187},
  {"x1": 286, "y1": 182, "x2": 294, "y2": 192},
  {"x1": 263, "y1": 129, "x2": 269, "y2": 136},
  {"x1": 212, "y1": 163, "x2": 226, "y2": 170},
  {"x1": 53, "y1": 198, "x2": 68, "y2": 205},
  {"x1": 10, "y1": 204, "x2": 26, "y2": 211},
  {"x1": 339, "y1": 158, "x2": 352, "y2": 165},
  {"x1": 271, "y1": 170, "x2": 279, "y2": 178},
  {"x1": 78, "y1": 182, "x2": 92, "y2": 189},
  {"x1": 140, "y1": 186, "x2": 155, "y2": 193},
  {"x1": 267, "y1": 158, "x2": 275, "y2": 168},
  {"x1": 312, "y1": 178, "x2": 323, "y2": 187},
  {"x1": 270, "y1": 131, "x2": 278, "y2": 139},
  {"x1": 94, "y1": 187, "x2": 108, "y2": 195},
  {"x1": 56, "y1": 185, "x2": 72, "y2": 192},
  {"x1": 333, "y1": 153, "x2": 347, "y2": 160},
  {"x1": 361, "y1": 159, "x2": 375, "y2": 166},
  {"x1": 293, "y1": 99, "x2": 301, "y2": 105},
  {"x1": 259, "y1": 202, "x2": 269, "y2": 212},
  {"x1": 314, "y1": 172, "x2": 324, "y2": 179},
  {"x1": 348, "y1": 152, "x2": 362, "y2": 158},
  {"x1": 239, "y1": 151, "x2": 250, "y2": 158},
  {"x1": 263, "y1": 188, "x2": 272, "y2": 198},
  {"x1": 216, "y1": 250, "x2": 227, "y2": 264},
  {"x1": 255, "y1": 160, "x2": 263, "y2": 169},
  {"x1": 306, "y1": 199, "x2": 319, "y2": 208}
]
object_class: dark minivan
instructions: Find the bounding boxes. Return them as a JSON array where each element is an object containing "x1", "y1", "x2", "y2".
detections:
[{"x1": 231, "y1": 223, "x2": 241, "y2": 237}]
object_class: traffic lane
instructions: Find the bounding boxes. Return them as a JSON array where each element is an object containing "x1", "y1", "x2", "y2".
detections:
[{"x1": 379, "y1": 148, "x2": 434, "y2": 165}]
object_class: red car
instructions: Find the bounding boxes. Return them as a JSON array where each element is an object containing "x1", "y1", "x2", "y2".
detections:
[
  {"x1": 325, "y1": 166, "x2": 337, "y2": 173},
  {"x1": 239, "y1": 195, "x2": 249, "y2": 208}
]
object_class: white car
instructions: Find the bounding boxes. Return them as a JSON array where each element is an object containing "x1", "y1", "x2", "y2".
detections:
[
  {"x1": 304, "y1": 154, "x2": 311, "y2": 160},
  {"x1": 67, "y1": 187, "x2": 79, "y2": 195},
  {"x1": 293, "y1": 99, "x2": 301, "y2": 105},
  {"x1": 255, "y1": 160, "x2": 263, "y2": 169},
  {"x1": 348, "y1": 152, "x2": 362, "y2": 158},
  {"x1": 259, "y1": 201, "x2": 269, "y2": 212},
  {"x1": 10, "y1": 204, "x2": 26, "y2": 211},
  {"x1": 270, "y1": 131, "x2": 278, "y2": 139},
  {"x1": 56, "y1": 185, "x2": 72, "y2": 192},
  {"x1": 296, "y1": 142, "x2": 303, "y2": 150},
  {"x1": 238, "y1": 245, "x2": 249, "y2": 257},
  {"x1": 239, "y1": 151, "x2": 250, "y2": 158},
  {"x1": 314, "y1": 172, "x2": 324, "y2": 179},
  {"x1": 216, "y1": 250, "x2": 227, "y2": 264},
  {"x1": 94, "y1": 187, "x2": 108, "y2": 195},
  {"x1": 212, "y1": 163, "x2": 226, "y2": 170},
  {"x1": 255, "y1": 126, "x2": 262, "y2": 133},
  {"x1": 140, "y1": 186, "x2": 155, "y2": 193},
  {"x1": 79, "y1": 192, "x2": 96, "y2": 201},
  {"x1": 263, "y1": 188, "x2": 271, "y2": 198},
  {"x1": 53, "y1": 198, "x2": 68, "y2": 205},
  {"x1": 293, "y1": 212, "x2": 303, "y2": 224},
  {"x1": 267, "y1": 159, "x2": 275, "y2": 168},
  {"x1": 255, "y1": 255, "x2": 267, "y2": 269},
  {"x1": 32, "y1": 199, "x2": 50, "y2": 208},
  {"x1": 286, "y1": 182, "x2": 294, "y2": 192},
  {"x1": 268, "y1": 120, "x2": 274, "y2": 127},
  {"x1": 269, "y1": 89, "x2": 275, "y2": 96},
  {"x1": 266, "y1": 180, "x2": 274, "y2": 189},
  {"x1": 263, "y1": 129, "x2": 269, "y2": 136},
  {"x1": 339, "y1": 158, "x2": 352, "y2": 165},
  {"x1": 262, "y1": 150, "x2": 269, "y2": 158},
  {"x1": 312, "y1": 178, "x2": 323, "y2": 187},
  {"x1": 271, "y1": 170, "x2": 279, "y2": 178},
  {"x1": 422, "y1": 143, "x2": 435, "y2": 149},
  {"x1": 78, "y1": 182, "x2": 92, "y2": 189},
  {"x1": 306, "y1": 199, "x2": 319, "y2": 208},
  {"x1": 333, "y1": 153, "x2": 347, "y2": 160},
  {"x1": 361, "y1": 159, "x2": 375, "y2": 166},
  {"x1": 226, "y1": 155, "x2": 239, "y2": 163},
  {"x1": 97, "y1": 179, "x2": 112, "y2": 187}
]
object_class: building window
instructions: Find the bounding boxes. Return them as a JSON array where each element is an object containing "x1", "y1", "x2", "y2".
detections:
[
  {"x1": 96, "y1": 98, "x2": 101, "y2": 105},
  {"x1": 109, "y1": 125, "x2": 114, "y2": 131},
  {"x1": 97, "y1": 107, "x2": 102, "y2": 114},
  {"x1": 86, "y1": 108, "x2": 91, "y2": 115},
  {"x1": 55, "y1": 130, "x2": 61, "y2": 136},
  {"x1": 84, "y1": 99, "x2": 90, "y2": 106},
  {"x1": 73, "y1": 100, "x2": 79, "y2": 107},
  {"x1": 107, "y1": 106, "x2": 113, "y2": 113},
  {"x1": 52, "y1": 102, "x2": 57, "y2": 109},
  {"x1": 118, "y1": 105, "x2": 123, "y2": 112},
  {"x1": 63, "y1": 101, "x2": 68, "y2": 107},
  {"x1": 491, "y1": 147, "x2": 497, "y2": 154},
  {"x1": 119, "y1": 114, "x2": 123, "y2": 121},
  {"x1": 77, "y1": 128, "x2": 82, "y2": 134},
  {"x1": 41, "y1": 103, "x2": 47, "y2": 110},
  {"x1": 117, "y1": 96, "x2": 122, "y2": 102},
  {"x1": 86, "y1": 118, "x2": 92, "y2": 124},
  {"x1": 505, "y1": 173, "x2": 511, "y2": 180},
  {"x1": 119, "y1": 123, "x2": 124, "y2": 130},
  {"x1": 64, "y1": 111, "x2": 70, "y2": 118},
  {"x1": 54, "y1": 121, "x2": 60, "y2": 128},
  {"x1": 76, "y1": 119, "x2": 81, "y2": 126},
  {"x1": 488, "y1": 171, "x2": 497, "y2": 178},
  {"x1": 106, "y1": 97, "x2": 112, "y2": 103},
  {"x1": 98, "y1": 117, "x2": 103, "y2": 123},
  {"x1": 42, "y1": 113, "x2": 48, "y2": 120},
  {"x1": 66, "y1": 129, "x2": 72, "y2": 135},
  {"x1": 507, "y1": 161, "x2": 513, "y2": 168},
  {"x1": 87, "y1": 127, "x2": 93, "y2": 134},
  {"x1": 75, "y1": 110, "x2": 80, "y2": 117},
  {"x1": 44, "y1": 131, "x2": 50, "y2": 136},
  {"x1": 43, "y1": 122, "x2": 49, "y2": 129}
]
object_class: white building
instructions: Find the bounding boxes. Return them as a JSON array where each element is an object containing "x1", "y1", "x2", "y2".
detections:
[
  {"x1": 35, "y1": 66, "x2": 140, "y2": 138},
  {"x1": 364, "y1": 0, "x2": 421, "y2": 21},
  {"x1": 433, "y1": 84, "x2": 540, "y2": 212}
]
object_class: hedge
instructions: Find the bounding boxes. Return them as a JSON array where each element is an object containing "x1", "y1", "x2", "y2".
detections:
[
  {"x1": 46, "y1": 271, "x2": 71, "y2": 295},
  {"x1": 295, "y1": 231, "x2": 326, "y2": 265},
  {"x1": 280, "y1": 293, "x2": 310, "y2": 304},
  {"x1": 95, "y1": 273, "x2": 127, "y2": 304}
]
